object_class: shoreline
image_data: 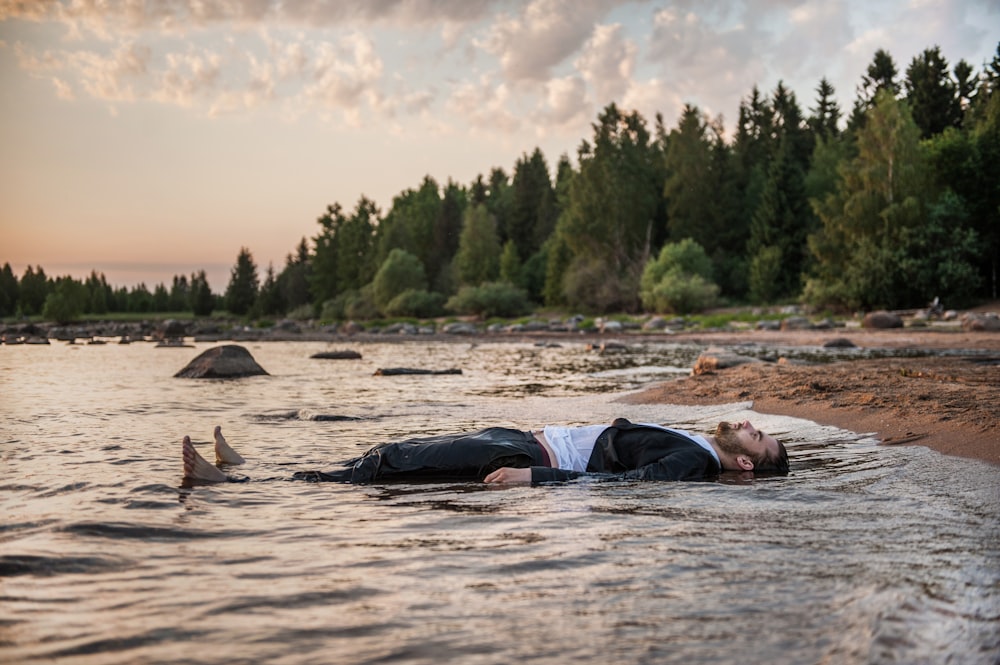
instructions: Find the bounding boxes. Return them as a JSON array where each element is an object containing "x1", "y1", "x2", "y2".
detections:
[{"x1": 622, "y1": 349, "x2": 999, "y2": 467}]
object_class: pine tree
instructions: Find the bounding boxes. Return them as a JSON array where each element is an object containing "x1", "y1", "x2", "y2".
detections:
[
  {"x1": 509, "y1": 148, "x2": 554, "y2": 262},
  {"x1": 19, "y1": 265, "x2": 49, "y2": 315},
  {"x1": 225, "y1": 247, "x2": 259, "y2": 316},
  {"x1": 664, "y1": 104, "x2": 728, "y2": 253},
  {"x1": 311, "y1": 203, "x2": 346, "y2": 304},
  {"x1": 257, "y1": 263, "x2": 285, "y2": 316},
  {"x1": 557, "y1": 104, "x2": 661, "y2": 312},
  {"x1": 190, "y1": 270, "x2": 215, "y2": 316},
  {"x1": 849, "y1": 48, "x2": 899, "y2": 130},
  {"x1": 432, "y1": 181, "x2": 466, "y2": 291},
  {"x1": 808, "y1": 77, "x2": 842, "y2": 139},
  {"x1": 279, "y1": 238, "x2": 312, "y2": 311},
  {"x1": 336, "y1": 197, "x2": 379, "y2": 293},
  {"x1": 0, "y1": 263, "x2": 19, "y2": 316},
  {"x1": 905, "y1": 46, "x2": 961, "y2": 138},
  {"x1": 747, "y1": 137, "x2": 810, "y2": 302}
]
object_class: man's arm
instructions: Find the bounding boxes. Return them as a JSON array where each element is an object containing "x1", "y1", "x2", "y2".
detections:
[
  {"x1": 483, "y1": 466, "x2": 584, "y2": 483},
  {"x1": 484, "y1": 448, "x2": 719, "y2": 484},
  {"x1": 622, "y1": 448, "x2": 720, "y2": 481}
]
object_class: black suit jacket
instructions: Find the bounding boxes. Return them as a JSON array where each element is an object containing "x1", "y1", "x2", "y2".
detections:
[{"x1": 530, "y1": 418, "x2": 721, "y2": 483}]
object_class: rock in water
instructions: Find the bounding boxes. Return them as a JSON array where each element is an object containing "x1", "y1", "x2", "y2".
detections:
[
  {"x1": 691, "y1": 348, "x2": 763, "y2": 375},
  {"x1": 862, "y1": 310, "x2": 903, "y2": 329},
  {"x1": 174, "y1": 345, "x2": 269, "y2": 379}
]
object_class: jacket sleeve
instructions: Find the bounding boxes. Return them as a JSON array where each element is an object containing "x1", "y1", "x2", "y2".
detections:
[
  {"x1": 621, "y1": 448, "x2": 720, "y2": 481},
  {"x1": 529, "y1": 450, "x2": 719, "y2": 484},
  {"x1": 530, "y1": 466, "x2": 586, "y2": 483}
]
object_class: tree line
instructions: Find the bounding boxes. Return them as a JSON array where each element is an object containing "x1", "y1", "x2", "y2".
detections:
[{"x1": 3, "y1": 43, "x2": 998, "y2": 323}]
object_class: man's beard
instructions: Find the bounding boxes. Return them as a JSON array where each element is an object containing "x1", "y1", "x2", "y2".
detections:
[{"x1": 714, "y1": 422, "x2": 749, "y2": 457}]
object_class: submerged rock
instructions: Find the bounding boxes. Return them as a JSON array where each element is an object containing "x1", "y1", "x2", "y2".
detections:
[
  {"x1": 311, "y1": 350, "x2": 363, "y2": 360},
  {"x1": 174, "y1": 345, "x2": 269, "y2": 379},
  {"x1": 823, "y1": 337, "x2": 858, "y2": 348},
  {"x1": 374, "y1": 367, "x2": 462, "y2": 376}
]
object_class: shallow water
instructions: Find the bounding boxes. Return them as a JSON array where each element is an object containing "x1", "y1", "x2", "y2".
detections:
[{"x1": 2, "y1": 339, "x2": 998, "y2": 664}]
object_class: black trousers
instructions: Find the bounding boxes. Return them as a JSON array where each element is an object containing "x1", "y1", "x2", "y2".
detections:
[{"x1": 292, "y1": 427, "x2": 546, "y2": 483}]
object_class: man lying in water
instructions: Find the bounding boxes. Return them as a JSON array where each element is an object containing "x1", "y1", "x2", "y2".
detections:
[{"x1": 182, "y1": 419, "x2": 789, "y2": 484}]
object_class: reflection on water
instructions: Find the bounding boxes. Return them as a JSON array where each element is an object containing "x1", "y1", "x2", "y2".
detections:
[{"x1": 1, "y1": 340, "x2": 998, "y2": 664}]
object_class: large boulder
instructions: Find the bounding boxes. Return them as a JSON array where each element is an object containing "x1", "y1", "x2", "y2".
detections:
[
  {"x1": 175, "y1": 345, "x2": 269, "y2": 379},
  {"x1": 862, "y1": 310, "x2": 903, "y2": 329}
]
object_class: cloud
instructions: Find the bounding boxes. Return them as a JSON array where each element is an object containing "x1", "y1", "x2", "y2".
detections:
[
  {"x1": 538, "y1": 74, "x2": 589, "y2": 127},
  {"x1": 478, "y1": 0, "x2": 626, "y2": 81},
  {"x1": 446, "y1": 74, "x2": 520, "y2": 133},
  {"x1": 72, "y1": 42, "x2": 148, "y2": 112},
  {"x1": 0, "y1": 0, "x2": 501, "y2": 35},
  {"x1": 302, "y1": 32, "x2": 383, "y2": 110},
  {"x1": 574, "y1": 22, "x2": 636, "y2": 108},
  {"x1": 3, "y1": 0, "x2": 997, "y2": 141},
  {"x1": 52, "y1": 76, "x2": 74, "y2": 100},
  {"x1": 646, "y1": 6, "x2": 767, "y2": 119},
  {"x1": 153, "y1": 47, "x2": 222, "y2": 107}
]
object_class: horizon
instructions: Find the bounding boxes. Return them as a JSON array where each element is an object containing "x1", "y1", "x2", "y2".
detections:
[{"x1": 2, "y1": 1, "x2": 997, "y2": 293}]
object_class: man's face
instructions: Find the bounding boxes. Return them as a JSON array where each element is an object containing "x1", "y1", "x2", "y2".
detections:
[{"x1": 715, "y1": 420, "x2": 780, "y2": 466}]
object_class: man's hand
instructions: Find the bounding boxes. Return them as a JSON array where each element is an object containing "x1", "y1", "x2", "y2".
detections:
[{"x1": 483, "y1": 467, "x2": 532, "y2": 484}]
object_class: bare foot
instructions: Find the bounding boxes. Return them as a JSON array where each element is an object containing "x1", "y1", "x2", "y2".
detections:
[
  {"x1": 182, "y1": 435, "x2": 228, "y2": 482},
  {"x1": 214, "y1": 426, "x2": 245, "y2": 465}
]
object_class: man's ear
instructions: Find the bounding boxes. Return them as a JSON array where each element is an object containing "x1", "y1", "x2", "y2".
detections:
[{"x1": 736, "y1": 456, "x2": 755, "y2": 471}]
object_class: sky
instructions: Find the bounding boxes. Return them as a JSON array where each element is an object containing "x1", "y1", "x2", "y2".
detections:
[{"x1": 1, "y1": 1, "x2": 997, "y2": 292}]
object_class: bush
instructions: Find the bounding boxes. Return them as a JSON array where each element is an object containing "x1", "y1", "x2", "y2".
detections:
[
  {"x1": 384, "y1": 289, "x2": 447, "y2": 318},
  {"x1": 640, "y1": 239, "x2": 719, "y2": 314},
  {"x1": 286, "y1": 303, "x2": 316, "y2": 321},
  {"x1": 345, "y1": 285, "x2": 380, "y2": 320},
  {"x1": 445, "y1": 282, "x2": 532, "y2": 318},
  {"x1": 643, "y1": 270, "x2": 719, "y2": 314},
  {"x1": 373, "y1": 249, "x2": 427, "y2": 312},
  {"x1": 563, "y1": 256, "x2": 635, "y2": 314},
  {"x1": 319, "y1": 298, "x2": 344, "y2": 321}
]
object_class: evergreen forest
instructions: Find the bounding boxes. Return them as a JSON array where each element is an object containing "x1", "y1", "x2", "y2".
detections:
[{"x1": 4, "y1": 43, "x2": 999, "y2": 324}]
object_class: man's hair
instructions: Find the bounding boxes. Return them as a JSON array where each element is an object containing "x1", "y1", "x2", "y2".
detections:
[{"x1": 754, "y1": 440, "x2": 790, "y2": 475}]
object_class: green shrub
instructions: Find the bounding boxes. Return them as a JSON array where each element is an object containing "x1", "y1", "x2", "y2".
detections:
[
  {"x1": 319, "y1": 298, "x2": 343, "y2": 321},
  {"x1": 640, "y1": 239, "x2": 720, "y2": 314},
  {"x1": 643, "y1": 270, "x2": 719, "y2": 314},
  {"x1": 345, "y1": 285, "x2": 380, "y2": 320},
  {"x1": 384, "y1": 289, "x2": 447, "y2": 318},
  {"x1": 373, "y1": 249, "x2": 427, "y2": 312},
  {"x1": 563, "y1": 256, "x2": 635, "y2": 314},
  {"x1": 286, "y1": 303, "x2": 316, "y2": 321},
  {"x1": 445, "y1": 282, "x2": 532, "y2": 318}
]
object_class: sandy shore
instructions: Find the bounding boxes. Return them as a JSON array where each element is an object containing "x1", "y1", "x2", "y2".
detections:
[{"x1": 621, "y1": 326, "x2": 1000, "y2": 466}]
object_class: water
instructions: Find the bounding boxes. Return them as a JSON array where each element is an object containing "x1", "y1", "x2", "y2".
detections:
[{"x1": 2, "y1": 339, "x2": 998, "y2": 664}]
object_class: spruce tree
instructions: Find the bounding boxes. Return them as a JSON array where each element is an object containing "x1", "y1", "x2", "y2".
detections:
[
  {"x1": 905, "y1": 46, "x2": 961, "y2": 138},
  {"x1": 190, "y1": 271, "x2": 214, "y2": 316},
  {"x1": 225, "y1": 247, "x2": 259, "y2": 316}
]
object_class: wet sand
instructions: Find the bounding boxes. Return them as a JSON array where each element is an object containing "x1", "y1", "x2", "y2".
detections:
[{"x1": 622, "y1": 327, "x2": 1000, "y2": 466}]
